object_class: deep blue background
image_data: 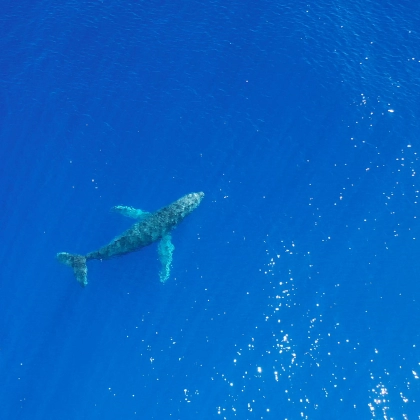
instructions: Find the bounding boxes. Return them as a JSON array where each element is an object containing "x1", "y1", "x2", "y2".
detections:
[{"x1": 1, "y1": 0, "x2": 420, "y2": 419}]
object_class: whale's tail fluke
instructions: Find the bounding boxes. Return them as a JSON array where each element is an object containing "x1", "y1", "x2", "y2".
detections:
[{"x1": 57, "y1": 252, "x2": 88, "y2": 287}]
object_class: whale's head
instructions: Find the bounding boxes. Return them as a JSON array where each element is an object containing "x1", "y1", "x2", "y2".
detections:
[
  {"x1": 176, "y1": 192, "x2": 204, "y2": 217},
  {"x1": 190, "y1": 191, "x2": 204, "y2": 204},
  {"x1": 185, "y1": 191, "x2": 204, "y2": 210}
]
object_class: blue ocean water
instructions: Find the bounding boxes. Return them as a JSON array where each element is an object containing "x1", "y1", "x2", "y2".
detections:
[{"x1": 1, "y1": 0, "x2": 420, "y2": 418}]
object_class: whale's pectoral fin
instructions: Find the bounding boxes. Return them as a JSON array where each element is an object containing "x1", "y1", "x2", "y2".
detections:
[
  {"x1": 57, "y1": 252, "x2": 88, "y2": 287},
  {"x1": 157, "y1": 234, "x2": 175, "y2": 283},
  {"x1": 111, "y1": 205, "x2": 150, "y2": 220}
]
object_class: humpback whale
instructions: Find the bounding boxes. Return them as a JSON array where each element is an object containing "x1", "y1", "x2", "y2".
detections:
[{"x1": 57, "y1": 192, "x2": 204, "y2": 287}]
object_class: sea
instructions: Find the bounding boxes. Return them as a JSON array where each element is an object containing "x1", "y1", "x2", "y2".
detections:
[{"x1": 1, "y1": 1, "x2": 420, "y2": 419}]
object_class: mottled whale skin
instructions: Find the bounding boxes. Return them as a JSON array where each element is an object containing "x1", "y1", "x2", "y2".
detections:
[{"x1": 57, "y1": 192, "x2": 204, "y2": 287}]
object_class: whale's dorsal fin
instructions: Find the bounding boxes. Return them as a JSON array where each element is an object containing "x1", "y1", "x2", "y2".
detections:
[{"x1": 111, "y1": 205, "x2": 150, "y2": 220}]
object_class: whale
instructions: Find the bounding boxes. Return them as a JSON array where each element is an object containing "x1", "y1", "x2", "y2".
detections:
[{"x1": 57, "y1": 192, "x2": 204, "y2": 287}]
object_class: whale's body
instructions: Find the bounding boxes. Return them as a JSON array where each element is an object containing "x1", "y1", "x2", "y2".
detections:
[{"x1": 57, "y1": 192, "x2": 204, "y2": 287}]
